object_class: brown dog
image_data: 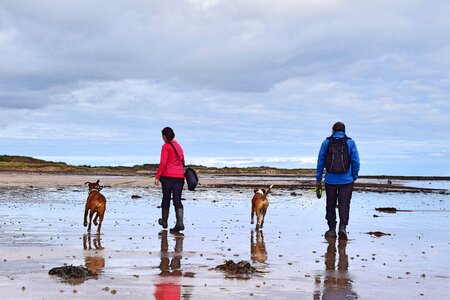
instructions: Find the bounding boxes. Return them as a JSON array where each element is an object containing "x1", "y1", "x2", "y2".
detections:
[
  {"x1": 251, "y1": 184, "x2": 273, "y2": 229},
  {"x1": 83, "y1": 180, "x2": 106, "y2": 233}
]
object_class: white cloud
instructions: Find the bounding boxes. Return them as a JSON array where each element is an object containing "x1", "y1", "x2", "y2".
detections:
[{"x1": 0, "y1": 1, "x2": 449, "y2": 175}]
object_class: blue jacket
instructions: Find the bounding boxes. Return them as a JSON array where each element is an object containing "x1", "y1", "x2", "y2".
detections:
[{"x1": 316, "y1": 131, "x2": 360, "y2": 184}]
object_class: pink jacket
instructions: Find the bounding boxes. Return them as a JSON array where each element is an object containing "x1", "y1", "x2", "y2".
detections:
[{"x1": 155, "y1": 140, "x2": 185, "y2": 180}]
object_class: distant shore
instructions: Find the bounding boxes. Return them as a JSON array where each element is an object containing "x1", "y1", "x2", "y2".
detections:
[{"x1": 0, "y1": 172, "x2": 448, "y2": 194}]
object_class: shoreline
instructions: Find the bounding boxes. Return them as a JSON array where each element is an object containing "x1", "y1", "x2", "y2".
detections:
[{"x1": 0, "y1": 172, "x2": 448, "y2": 194}]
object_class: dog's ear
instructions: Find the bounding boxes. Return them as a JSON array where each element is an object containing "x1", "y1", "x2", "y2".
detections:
[
  {"x1": 96, "y1": 179, "x2": 100, "y2": 184},
  {"x1": 85, "y1": 182, "x2": 90, "y2": 185},
  {"x1": 254, "y1": 189, "x2": 257, "y2": 193}
]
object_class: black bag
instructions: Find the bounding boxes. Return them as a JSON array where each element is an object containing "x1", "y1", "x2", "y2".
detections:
[
  {"x1": 325, "y1": 135, "x2": 351, "y2": 174},
  {"x1": 169, "y1": 142, "x2": 199, "y2": 191},
  {"x1": 184, "y1": 167, "x2": 199, "y2": 191}
]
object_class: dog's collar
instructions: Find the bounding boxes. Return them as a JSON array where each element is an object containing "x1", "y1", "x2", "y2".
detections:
[{"x1": 89, "y1": 188, "x2": 102, "y2": 193}]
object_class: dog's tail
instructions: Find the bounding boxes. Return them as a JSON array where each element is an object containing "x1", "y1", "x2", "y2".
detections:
[{"x1": 263, "y1": 185, "x2": 273, "y2": 198}]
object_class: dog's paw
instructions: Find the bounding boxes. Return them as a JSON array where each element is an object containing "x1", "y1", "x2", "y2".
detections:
[
  {"x1": 93, "y1": 221, "x2": 98, "y2": 226},
  {"x1": 83, "y1": 222, "x2": 87, "y2": 227},
  {"x1": 251, "y1": 220, "x2": 254, "y2": 224}
]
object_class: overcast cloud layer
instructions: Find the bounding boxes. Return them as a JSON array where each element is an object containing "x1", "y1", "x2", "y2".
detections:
[{"x1": 1, "y1": 0, "x2": 449, "y2": 175}]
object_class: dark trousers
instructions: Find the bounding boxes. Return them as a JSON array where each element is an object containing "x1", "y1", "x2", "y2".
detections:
[
  {"x1": 160, "y1": 176, "x2": 184, "y2": 210},
  {"x1": 325, "y1": 182, "x2": 354, "y2": 228}
]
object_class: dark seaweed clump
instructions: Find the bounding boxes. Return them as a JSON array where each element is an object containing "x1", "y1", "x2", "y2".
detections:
[
  {"x1": 213, "y1": 260, "x2": 256, "y2": 279},
  {"x1": 48, "y1": 265, "x2": 97, "y2": 283}
]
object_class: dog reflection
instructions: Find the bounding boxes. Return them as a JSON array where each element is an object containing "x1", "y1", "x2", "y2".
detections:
[
  {"x1": 83, "y1": 233, "x2": 105, "y2": 275},
  {"x1": 158, "y1": 231, "x2": 184, "y2": 276},
  {"x1": 315, "y1": 237, "x2": 357, "y2": 299},
  {"x1": 251, "y1": 229, "x2": 268, "y2": 263}
]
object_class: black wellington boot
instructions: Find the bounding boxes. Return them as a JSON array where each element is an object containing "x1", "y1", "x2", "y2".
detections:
[
  {"x1": 325, "y1": 226, "x2": 337, "y2": 239},
  {"x1": 158, "y1": 208, "x2": 169, "y2": 229},
  {"x1": 170, "y1": 208, "x2": 185, "y2": 233},
  {"x1": 338, "y1": 223, "x2": 348, "y2": 240}
]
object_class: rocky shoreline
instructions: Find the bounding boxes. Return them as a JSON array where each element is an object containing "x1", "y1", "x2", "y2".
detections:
[{"x1": 0, "y1": 172, "x2": 448, "y2": 194}]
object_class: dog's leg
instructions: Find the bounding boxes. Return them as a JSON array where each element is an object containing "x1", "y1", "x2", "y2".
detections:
[
  {"x1": 96, "y1": 209, "x2": 104, "y2": 234},
  {"x1": 96, "y1": 205, "x2": 105, "y2": 234},
  {"x1": 83, "y1": 203, "x2": 89, "y2": 227},
  {"x1": 88, "y1": 211, "x2": 95, "y2": 232},
  {"x1": 260, "y1": 206, "x2": 267, "y2": 228},
  {"x1": 93, "y1": 211, "x2": 99, "y2": 226},
  {"x1": 251, "y1": 204, "x2": 255, "y2": 224},
  {"x1": 97, "y1": 215, "x2": 103, "y2": 234},
  {"x1": 256, "y1": 210, "x2": 261, "y2": 229}
]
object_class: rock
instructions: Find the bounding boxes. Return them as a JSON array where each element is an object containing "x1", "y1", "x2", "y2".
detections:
[
  {"x1": 375, "y1": 207, "x2": 398, "y2": 213},
  {"x1": 366, "y1": 231, "x2": 391, "y2": 237},
  {"x1": 131, "y1": 195, "x2": 141, "y2": 199}
]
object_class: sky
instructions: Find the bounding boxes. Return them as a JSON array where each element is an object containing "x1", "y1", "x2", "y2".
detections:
[{"x1": 0, "y1": 0, "x2": 449, "y2": 176}]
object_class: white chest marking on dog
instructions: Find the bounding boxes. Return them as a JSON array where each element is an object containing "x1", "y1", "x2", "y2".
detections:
[{"x1": 256, "y1": 189, "x2": 264, "y2": 195}]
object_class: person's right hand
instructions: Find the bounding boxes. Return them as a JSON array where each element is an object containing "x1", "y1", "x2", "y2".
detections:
[
  {"x1": 316, "y1": 181, "x2": 322, "y2": 188},
  {"x1": 154, "y1": 178, "x2": 160, "y2": 186}
]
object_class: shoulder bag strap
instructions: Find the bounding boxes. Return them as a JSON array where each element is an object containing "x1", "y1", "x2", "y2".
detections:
[{"x1": 168, "y1": 142, "x2": 185, "y2": 167}]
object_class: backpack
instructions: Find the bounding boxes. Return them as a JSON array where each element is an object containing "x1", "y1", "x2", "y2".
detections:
[{"x1": 325, "y1": 135, "x2": 351, "y2": 174}]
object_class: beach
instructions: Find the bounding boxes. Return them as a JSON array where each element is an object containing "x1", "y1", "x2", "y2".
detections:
[{"x1": 0, "y1": 173, "x2": 449, "y2": 299}]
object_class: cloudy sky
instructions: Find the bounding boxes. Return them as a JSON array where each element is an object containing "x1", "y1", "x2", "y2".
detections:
[{"x1": 1, "y1": 0, "x2": 449, "y2": 175}]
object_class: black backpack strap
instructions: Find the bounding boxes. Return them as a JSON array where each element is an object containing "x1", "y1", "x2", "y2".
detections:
[
  {"x1": 328, "y1": 134, "x2": 350, "y2": 141},
  {"x1": 168, "y1": 142, "x2": 185, "y2": 167}
]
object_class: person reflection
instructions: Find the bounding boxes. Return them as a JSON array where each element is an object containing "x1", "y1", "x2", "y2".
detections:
[
  {"x1": 154, "y1": 231, "x2": 184, "y2": 300},
  {"x1": 250, "y1": 229, "x2": 267, "y2": 264},
  {"x1": 317, "y1": 237, "x2": 357, "y2": 299},
  {"x1": 82, "y1": 233, "x2": 105, "y2": 275}
]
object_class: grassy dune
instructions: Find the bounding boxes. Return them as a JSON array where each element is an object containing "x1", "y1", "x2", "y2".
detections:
[{"x1": 0, "y1": 155, "x2": 316, "y2": 176}]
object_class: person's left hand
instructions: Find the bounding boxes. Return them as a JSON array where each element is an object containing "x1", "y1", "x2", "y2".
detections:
[{"x1": 154, "y1": 178, "x2": 160, "y2": 186}]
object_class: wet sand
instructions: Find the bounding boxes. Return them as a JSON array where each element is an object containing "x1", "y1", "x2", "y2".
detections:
[{"x1": 0, "y1": 173, "x2": 449, "y2": 299}]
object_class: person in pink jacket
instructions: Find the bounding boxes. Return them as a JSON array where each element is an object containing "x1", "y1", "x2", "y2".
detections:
[{"x1": 154, "y1": 127, "x2": 185, "y2": 232}]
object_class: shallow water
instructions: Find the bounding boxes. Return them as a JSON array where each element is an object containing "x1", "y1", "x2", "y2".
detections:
[
  {"x1": 400, "y1": 180, "x2": 450, "y2": 190},
  {"x1": 0, "y1": 185, "x2": 449, "y2": 299}
]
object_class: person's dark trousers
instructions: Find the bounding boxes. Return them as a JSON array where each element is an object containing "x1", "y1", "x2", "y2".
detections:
[
  {"x1": 160, "y1": 176, "x2": 184, "y2": 210},
  {"x1": 325, "y1": 182, "x2": 354, "y2": 228}
]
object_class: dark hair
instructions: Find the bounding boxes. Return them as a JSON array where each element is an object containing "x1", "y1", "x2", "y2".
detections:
[
  {"x1": 332, "y1": 122, "x2": 345, "y2": 132},
  {"x1": 162, "y1": 127, "x2": 175, "y2": 141}
]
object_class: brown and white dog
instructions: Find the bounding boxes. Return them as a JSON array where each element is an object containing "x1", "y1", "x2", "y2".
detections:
[
  {"x1": 83, "y1": 180, "x2": 106, "y2": 234},
  {"x1": 251, "y1": 184, "x2": 273, "y2": 229}
]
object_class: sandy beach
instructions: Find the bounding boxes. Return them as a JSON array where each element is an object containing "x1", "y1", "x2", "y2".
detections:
[{"x1": 0, "y1": 173, "x2": 449, "y2": 299}]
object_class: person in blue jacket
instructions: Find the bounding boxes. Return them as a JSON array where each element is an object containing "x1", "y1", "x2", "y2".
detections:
[{"x1": 316, "y1": 122, "x2": 360, "y2": 240}]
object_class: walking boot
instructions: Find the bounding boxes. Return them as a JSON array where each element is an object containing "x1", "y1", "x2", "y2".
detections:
[
  {"x1": 324, "y1": 226, "x2": 337, "y2": 239},
  {"x1": 338, "y1": 223, "x2": 348, "y2": 240},
  {"x1": 170, "y1": 208, "x2": 185, "y2": 233},
  {"x1": 158, "y1": 208, "x2": 169, "y2": 229}
]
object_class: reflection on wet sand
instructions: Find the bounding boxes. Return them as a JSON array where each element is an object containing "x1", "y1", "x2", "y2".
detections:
[
  {"x1": 155, "y1": 231, "x2": 191, "y2": 300},
  {"x1": 251, "y1": 229, "x2": 267, "y2": 264},
  {"x1": 314, "y1": 237, "x2": 358, "y2": 299},
  {"x1": 83, "y1": 233, "x2": 105, "y2": 276}
]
